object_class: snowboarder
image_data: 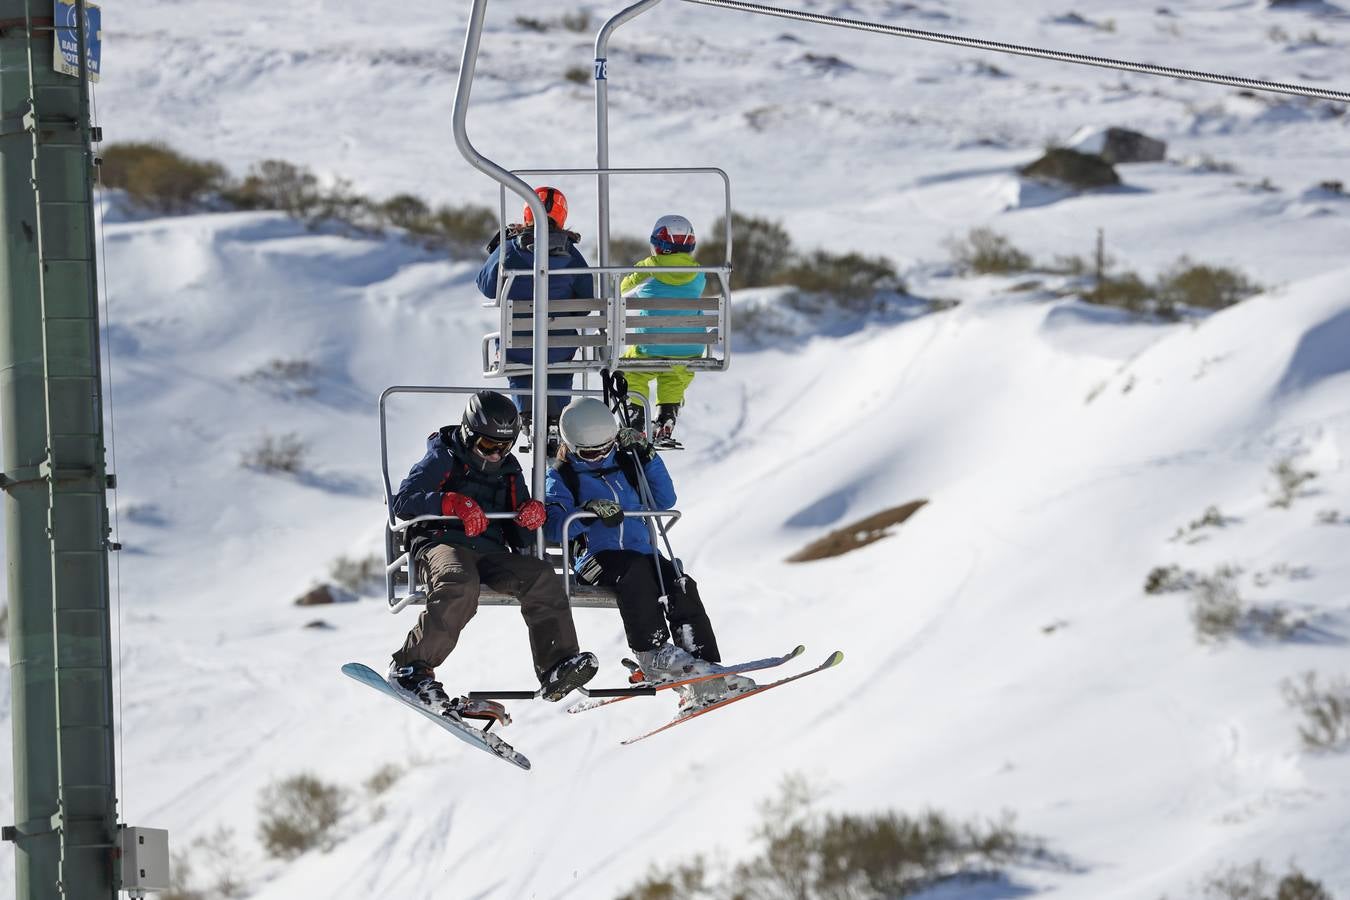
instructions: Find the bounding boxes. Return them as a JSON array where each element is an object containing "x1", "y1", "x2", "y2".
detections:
[
  {"x1": 388, "y1": 390, "x2": 598, "y2": 716},
  {"x1": 619, "y1": 214, "x2": 707, "y2": 447},
  {"x1": 477, "y1": 186, "x2": 593, "y2": 454},
  {"x1": 542, "y1": 397, "x2": 752, "y2": 711}
]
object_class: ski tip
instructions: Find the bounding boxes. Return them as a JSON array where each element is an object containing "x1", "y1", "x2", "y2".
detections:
[
  {"x1": 790, "y1": 644, "x2": 807, "y2": 658},
  {"x1": 824, "y1": 650, "x2": 844, "y2": 667}
]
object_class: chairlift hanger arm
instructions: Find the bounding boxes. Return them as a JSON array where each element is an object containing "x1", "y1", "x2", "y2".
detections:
[{"x1": 680, "y1": 0, "x2": 1350, "y2": 104}]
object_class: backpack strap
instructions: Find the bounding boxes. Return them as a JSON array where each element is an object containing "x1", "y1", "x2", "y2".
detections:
[{"x1": 617, "y1": 451, "x2": 642, "y2": 494}]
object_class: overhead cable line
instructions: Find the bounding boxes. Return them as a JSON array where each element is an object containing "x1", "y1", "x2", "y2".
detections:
[{"x1": 680, "y1": 0, "x2": 1350, "y2": 104}]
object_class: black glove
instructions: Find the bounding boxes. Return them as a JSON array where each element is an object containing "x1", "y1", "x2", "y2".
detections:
[
  {"x1": 583, "y1": 498, "x2": 624, "y2": 527},
  {"x1": 485, "y1": 223, "x2": 529, "y2": 254}
]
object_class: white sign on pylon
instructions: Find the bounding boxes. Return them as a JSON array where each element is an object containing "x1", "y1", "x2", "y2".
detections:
[{"x1": 53, "y1": 0, "x2": 102, "y2": 82}]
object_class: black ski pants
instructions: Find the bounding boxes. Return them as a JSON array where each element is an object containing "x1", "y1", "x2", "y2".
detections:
[
  {"x1": 393, "y1": 544, "x2": 580, "y2": 679},
  {"x1": 588, "y1": 550, "x2": 721, "y2": 663}
]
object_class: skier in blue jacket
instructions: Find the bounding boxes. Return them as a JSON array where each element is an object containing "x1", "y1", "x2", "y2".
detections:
[
  {"x1": 543, "y1": 397, "x2": 753, "y2": 711},
  {"x1": 476, "y1": 186, "x2": 593, "y2": 449}
]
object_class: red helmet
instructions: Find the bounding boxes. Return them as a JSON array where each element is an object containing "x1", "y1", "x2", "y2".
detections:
[{"x1": 522, "y1": 186, "x2": 568, "y2": 229}]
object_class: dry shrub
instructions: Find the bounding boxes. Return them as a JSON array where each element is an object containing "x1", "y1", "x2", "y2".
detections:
[
  {"x1": 1269, "y1": 456, "x2": 1316, "y2": 509},
  {"x1": 947, "y1": 227, "x2": 1032, "y2": 274},
  {"x1": 1155, "y1": 258, "x2": 1261, "y2": 314},
  {"x1": 330, "y1": 553, "x2": 383, "y2": 594},
  {"x1": 99, "y1": 142, "x2": 227, "y2": 213},
  {"x1": 258, "y1": 773, "x2": 347, "y2": 859},
  {"x1": 240, "y1": 432, "x2": 309, "y2": 474},
  {"x1": 1144, "y1": 564, "x2": 1195, "y2": 595},
  {"x1": 1146, "y1": 564, "x2": 1304, "y2": 644},
  {"x1": 1190, "y1": 568, "x2": 1245, "y2": 642},
  {"x1": 223, "y1": 159, "x2": 322, "y2": 217},
  {"x1": 618, "y1": 774, "x2": 1051, "y2": 900},
  {"x1": 1199, "y1": 860, "x2": 1333, "y2": 900},
  {"x1": 778, "y1": 250, "x2": 906, "y2": 307},
  {"x1": 240, "y1": 358, "x2": 320, "y2": 399},
  {"x1": 561, "y1": 10, "x2": 592, "y2": 32},
  {"x1": 1086, "y1": 271, "x2": 1152, "y2": 313},
  {"x1": 702, "y1": 213, "x2": 794, "y2": 287},
  {"x1": 788, "y1": 500, "x2": 928, "y2": 563},
  {"x1": 364, "y1": 763, "x2": 404, "y2": 797},
  {"x1": 615, "y1": 858, "x2": 711, "y2": 900},
  {"x1": 1281, "y1": 671, "x2": 1350, "y2": 752}
]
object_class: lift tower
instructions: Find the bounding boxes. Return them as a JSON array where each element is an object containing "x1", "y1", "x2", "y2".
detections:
[{"x1": 0, "y1": 1, "x2": 119, "y2": 897}]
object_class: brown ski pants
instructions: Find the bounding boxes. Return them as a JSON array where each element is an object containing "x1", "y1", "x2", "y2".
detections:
[{"x1": 392, "y1": 544, "x2": 580, "y2": 679}]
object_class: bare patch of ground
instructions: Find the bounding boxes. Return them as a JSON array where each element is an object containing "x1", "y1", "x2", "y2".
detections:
[{"x1": 786, "y1": 500, "x2": 928, "y2": 563}]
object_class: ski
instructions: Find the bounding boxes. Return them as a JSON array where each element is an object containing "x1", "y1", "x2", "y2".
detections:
[
  {"x1": 565, "y1": 645, "x2": 807, "y2": 714},
  {"x1": 620, "y1": 650, "x2": 844, "y2": 746},
  {"x1": 341, "y1": 663, "x2": 531, "y2": 771}
]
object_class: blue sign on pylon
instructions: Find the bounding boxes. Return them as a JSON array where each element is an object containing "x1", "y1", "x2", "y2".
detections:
[{"x1": 53, "y1": 0, "x2": 102, "y2": 83}]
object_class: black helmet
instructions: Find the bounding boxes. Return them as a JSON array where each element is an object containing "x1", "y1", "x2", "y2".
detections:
[{"x1": 461, "y1": 390, "x2": 522, "y2": 444}]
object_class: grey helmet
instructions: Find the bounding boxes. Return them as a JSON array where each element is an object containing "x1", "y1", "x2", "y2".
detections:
[{"x1": 558, "y1": 397, "x2": 618, "y2": 456}]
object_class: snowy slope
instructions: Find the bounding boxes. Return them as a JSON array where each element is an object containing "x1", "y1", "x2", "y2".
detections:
[{"x1": 3, "y1": 1, "x2": 1350, "y2": 898}]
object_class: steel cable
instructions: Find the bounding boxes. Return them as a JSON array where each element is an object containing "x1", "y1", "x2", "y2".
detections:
[{"x1": 680, "y1": 0, "x2": 1350, "y2": 104}]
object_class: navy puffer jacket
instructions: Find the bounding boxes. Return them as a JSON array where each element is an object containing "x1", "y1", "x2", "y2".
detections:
[{"x1": 392, "y1": 427, "x2": 533, "y2": 558}]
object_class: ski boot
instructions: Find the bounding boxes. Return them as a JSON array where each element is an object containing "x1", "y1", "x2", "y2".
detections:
[
  {"x1": 625, "y1": 401, "x2": 647, "y2": 432},
  {"x1": 517, "y1": 416, "x2": 560, "y2": 458},
  {"x1": 545, "y1": 419, "x2": 560, "y2": 459},
  {"x1": 633, "y1": 644, "x2": 757, "y2": 713},
  {"x1": 538, "y1": 650, "x2": 599, "y2": 702},
  {"x1": 389, "y1": 662, "x2": 512, "y2": 726},
  {"x1": 519, "y1": 413, "x2": 533, "y2": 454},
  {"x1": 388, "y1": 661, "x2": 454, "y2": 712},
  {"x1": 654, "y1": 404, "x2": 683, "y2": 450}
]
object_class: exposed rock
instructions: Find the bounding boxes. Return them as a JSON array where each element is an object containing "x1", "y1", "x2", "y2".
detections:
[
  {"x1": 1067, "y1": 126, "x2": 1167, "y2": 164},
  {"x1": 294, "y1": 583, "x2": 357, "y2": 606},
  {"x1": 1020, "y1": 148, "x2": 1121, "y2": 190}
]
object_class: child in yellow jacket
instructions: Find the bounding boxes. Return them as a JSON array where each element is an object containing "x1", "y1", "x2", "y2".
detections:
[{"x1": 620, "y1": 214, "x2": 706, "y2": 446}]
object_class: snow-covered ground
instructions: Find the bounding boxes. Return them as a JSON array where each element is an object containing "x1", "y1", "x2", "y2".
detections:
[{"x1": 3, "y1": 1, "x2": 1350, "y2": 897}]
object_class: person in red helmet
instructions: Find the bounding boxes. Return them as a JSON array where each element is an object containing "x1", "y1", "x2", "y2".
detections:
[{"x1": 477, "y1": 186, "x2": 593, "y2": 454}]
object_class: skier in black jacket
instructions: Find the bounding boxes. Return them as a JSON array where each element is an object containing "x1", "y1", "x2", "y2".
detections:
[{"x1": 387, "y1": 390, "x2": 597, "y2": 717}]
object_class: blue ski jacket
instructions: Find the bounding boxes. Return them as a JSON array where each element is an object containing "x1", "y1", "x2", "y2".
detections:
[
  {"x1": 476, "y1": 228, "x2": 594, "y2": 305},
  {"x1": 620, "y1": 251, "x2": 707, "y2": 358},
  {"x1": 544, "y1": 448, "x2": 676, "y2": 568},
  {"x1": 477, "y1": 229, "x2": 594, "y2": 365}
]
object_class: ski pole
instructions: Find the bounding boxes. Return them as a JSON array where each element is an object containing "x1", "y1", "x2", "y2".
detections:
[{"x1": 603, "y1": 369, "x2": 680, "y2": 589}]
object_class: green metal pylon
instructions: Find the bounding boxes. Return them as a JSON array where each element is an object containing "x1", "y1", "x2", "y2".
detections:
[{"x1": 0, "y1": 1, "x2": 119, "y2": 897}]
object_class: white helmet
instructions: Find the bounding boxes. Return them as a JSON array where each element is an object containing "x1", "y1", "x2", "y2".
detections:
[
  {"x1": 650, "y1": 214, "x2": 696, "y2": 255},
  {"x1": 559, "y1": 398, "x2": 619, "y2": 458}
]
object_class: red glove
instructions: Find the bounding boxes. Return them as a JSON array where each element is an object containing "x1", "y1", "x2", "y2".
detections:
[
  {"x1": 514, "y1": 499, "x2": 546, "y2": 531},
  {"x1": 441, "y1": 492, "x2": 488, "y2": 537}
]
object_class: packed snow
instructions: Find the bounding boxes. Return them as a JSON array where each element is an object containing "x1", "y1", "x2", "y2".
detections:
[{"x1": 3, "y1": 0, "x2": 1350, "y2": 897}]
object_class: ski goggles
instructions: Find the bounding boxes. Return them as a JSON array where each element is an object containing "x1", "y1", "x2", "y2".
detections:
[
  {"x1": 473, "y1": 435, "x2": 515, "y2": 456},
  {"x1": 574, "y1": 439, "x2": 615, "y2": 462}
]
